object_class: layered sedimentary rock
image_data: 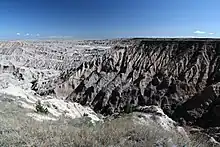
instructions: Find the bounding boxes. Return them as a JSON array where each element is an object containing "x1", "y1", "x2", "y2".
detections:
[
  {"x1": 34, "y1": 38, "x2": 220, "y2": 141},
  {"x1": 49, "y1": 39, "x2": 220, "y2": 123}
]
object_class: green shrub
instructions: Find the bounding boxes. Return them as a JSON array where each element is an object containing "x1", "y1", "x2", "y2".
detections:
[
  {"x1": 35, "y1": 100, "x2": 49, "y2": 114},
  {"x1": 124, "y1": 103, "x2": 134, "y2": 114}
]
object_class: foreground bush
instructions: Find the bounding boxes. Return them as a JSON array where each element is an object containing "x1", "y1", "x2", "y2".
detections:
[{"x1": 35, "y1": 100, "x2": 48, "y2": 114}]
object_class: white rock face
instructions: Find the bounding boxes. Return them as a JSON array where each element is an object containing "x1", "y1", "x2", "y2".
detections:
[
  {"x1": 133, "y1": 106, "x2": 188, "y2": 136},
  {"x1": 0, "y1": 40, "x2": 113, "y2": 122}
]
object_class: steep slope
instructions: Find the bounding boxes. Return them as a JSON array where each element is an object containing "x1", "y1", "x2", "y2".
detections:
[
  {"x1": 46, "y1": 39, "x2": 220, "y2": 141},
  {"x1": 54, "y1": 39, "x2": 219, "y2": 113}
]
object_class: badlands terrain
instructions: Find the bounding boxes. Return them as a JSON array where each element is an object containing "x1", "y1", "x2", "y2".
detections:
[
  {"x1": 0, "y1": 39, "x2": 115, "y2": 122},
  {"x1": 1, "y1": 38, "x2": 220, "y2": 146}
]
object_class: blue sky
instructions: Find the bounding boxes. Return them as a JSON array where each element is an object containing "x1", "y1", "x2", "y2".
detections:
[{"x1": 0, "y1": 0, "x2": 219, "y2": 39}]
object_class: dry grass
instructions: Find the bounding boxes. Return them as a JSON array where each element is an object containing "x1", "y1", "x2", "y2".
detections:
[{"x1": 0, "y1": 101, "x2": 215, "y2": 147}]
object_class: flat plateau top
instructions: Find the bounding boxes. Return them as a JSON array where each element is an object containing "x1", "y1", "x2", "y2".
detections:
[
  {"x1": 132, "y1": 38, "x2": 220, "y2": 42},
  {"x1": 1, "y1": 38, "x2": 220, "y2": 43}
]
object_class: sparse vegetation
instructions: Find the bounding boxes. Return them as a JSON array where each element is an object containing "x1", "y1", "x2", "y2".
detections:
[{"x1": 0, "y1": 101, "x2": 215, "y2": 147}]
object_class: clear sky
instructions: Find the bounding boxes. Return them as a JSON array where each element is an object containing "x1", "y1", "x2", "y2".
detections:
[{"x1": 0, "y1": 0, "x2": 219, "y2": 39}]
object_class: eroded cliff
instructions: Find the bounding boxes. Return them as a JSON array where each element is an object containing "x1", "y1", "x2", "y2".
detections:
[
  {"x1": 55, "y1": 39, "x2": 218, "y2": 114},
  {"x1": 36, "y1": 38, "x2": 220, "y2": 141}
]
